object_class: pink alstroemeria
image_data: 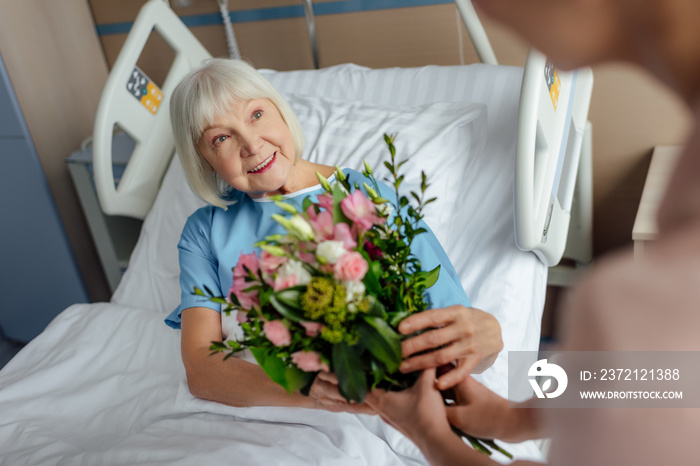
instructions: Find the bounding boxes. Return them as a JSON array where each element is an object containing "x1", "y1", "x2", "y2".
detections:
[
  {"x1": 340, "y1": 190, "x2": 384, "y2": 232},
  {"x1": 233, "y1": 252, "x2": 260, "y2": 280},
  {"x1": 308, "y1": 210, "x2": 334, "y2": 241},
  {"x1": 333, "y1": 222, "x2": 357, "y2": 249},
  {"x1": 291, "y1": 350, "x2": 329, "y2": 372},
  {"x1": 260, "y1": 250, "x2": 286, "y2": 276},
  {"x1": 299, "y1": 321, "x2": 323, "y2": 337},
  {"x1": 263, "y1": 320, "x2": 291, "y2": 347},
  {"x1": 334, "y1": 251, "x2": 369, "y2": 282},
  {"x1": 230, "y1": 277, "x2": 259, "y2": 310},
  {"x1": 317, "y1": 193, "x2": 334, "y2": 213}
]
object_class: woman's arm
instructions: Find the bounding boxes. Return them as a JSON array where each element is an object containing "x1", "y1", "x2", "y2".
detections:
[{"x1": 180, "y1": 306, "x2": 372, "y2": 413}]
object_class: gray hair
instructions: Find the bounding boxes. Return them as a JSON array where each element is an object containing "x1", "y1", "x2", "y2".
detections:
[{"x1": 169, "y1": 58, "x2": 305, "y2": 208}]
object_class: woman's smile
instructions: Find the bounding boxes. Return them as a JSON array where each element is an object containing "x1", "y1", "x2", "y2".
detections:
[{"x1": 248, "y1": 153, "x2": 276, "y2": 174}]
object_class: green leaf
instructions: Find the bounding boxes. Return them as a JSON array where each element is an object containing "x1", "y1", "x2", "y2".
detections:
[
  {"x1": 275, "y1": 287, "x2": 304, "y2": 308},
  {"x1": 358, "y1": 316, "x2": 402, "y2": 373},
  {"x1": 333, "y1": 342, "x2": 367, "y2": 402},
  {"x1": 269, "y1": 295, "x2": 305, "y2": 322},
  {"x1": 331, "y1": 184, "x2": 352, "y2": 225},
  {"x1": 250, "y1": 347, "x2": 288, "y2": 388},
  {"x1": 362, "y1": 261, "x2": 383, "y2": 296},
  {"x1": 366, "y1": 296, "x2": 387, "y2": 318},
  {"x1": 283, "y1": 366, "x2": 316, "y2": 393},
  {"x1": 416, "y1": 265, "x2": 441, "y2": 289},
  {"x1": 369, "y1": 359, "x2": 386, "y2": 390},
  {"x1": 302, "y1": 197, "x2": 314, "y2": 213}
]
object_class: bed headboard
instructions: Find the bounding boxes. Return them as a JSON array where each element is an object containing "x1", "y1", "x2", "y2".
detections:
[
  {"x1": 93, "y1": 0, "x2": 211, "y2": 219},
  {"x1": 92, "y1": 0, "x2": 593, "y2": 267}
]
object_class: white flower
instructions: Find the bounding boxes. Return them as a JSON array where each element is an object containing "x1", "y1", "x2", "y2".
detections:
[
  {"x1": 343, "y1": 280, "x2": 366, "y2": 304},
  {"x1": 377, "y1": 202, "x2": 394, "y2": 218},
  {"x1": 316, "y1": 240, "x2": 347, "y2": 264},
  {"x1": 277, "y1": 259, "x2": 312, "y2": 287}
]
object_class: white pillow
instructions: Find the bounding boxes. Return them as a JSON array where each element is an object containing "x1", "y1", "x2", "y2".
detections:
[
  {"x1": 285, "y1": 94, "x2": 487, "y2": 255},
  {"x1": 112, "y1": 96, "x2": 488, "y2": 314}
]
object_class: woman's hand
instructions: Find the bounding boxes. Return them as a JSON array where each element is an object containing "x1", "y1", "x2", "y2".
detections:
[
  {"x1": 365, "y1": 368, "x2": 452, "y2": 442},
  {"x1": 307, "y1": 371, "x2": 375, "y2": 414},
  {"x1": 446, "y1": 376, "x2": 539, "y2": 443},
  {"x1": 397, "y1": 305, "x2": 503, "y2": 389}
]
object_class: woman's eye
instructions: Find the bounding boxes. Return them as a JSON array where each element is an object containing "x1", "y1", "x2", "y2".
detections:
[
  {"x1": 252, "y1": 110, "x2": 263, "y2": 120},
  {"x1": 213, "y1": 135, "x2": 228, "y2": 145}
]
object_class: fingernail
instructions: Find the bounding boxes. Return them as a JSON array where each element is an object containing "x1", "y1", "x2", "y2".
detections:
[
  {"x1": 400, "y1": 361, "x2": 411, "y2": 372},
  {"x1": 399, "y1": 321, "x2": 411, "y2": 333}
]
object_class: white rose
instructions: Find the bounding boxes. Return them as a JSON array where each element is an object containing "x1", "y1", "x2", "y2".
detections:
[{"x1": 316, "y1": 240, "x2": 347, "y2": 264}]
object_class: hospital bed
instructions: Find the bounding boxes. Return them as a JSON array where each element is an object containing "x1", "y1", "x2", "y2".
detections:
[{"x1": 0, "y1": 0, "x2": 592, "y2": 463}]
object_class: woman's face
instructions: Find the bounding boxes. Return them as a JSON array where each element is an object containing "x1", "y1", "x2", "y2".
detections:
[{"x1": 197, "y1": 98, "x2": 296, "y2": 198}]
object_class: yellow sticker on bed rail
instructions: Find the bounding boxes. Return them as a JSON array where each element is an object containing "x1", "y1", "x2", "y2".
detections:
[
  {"x1": 126, "y1": 67, "x2": 163, "y2": 115},
  {"x1": 544, "y1": 59, "x2": 561, "y2": 111}
]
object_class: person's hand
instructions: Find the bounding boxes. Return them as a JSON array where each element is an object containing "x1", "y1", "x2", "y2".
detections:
[
  {"x1": 398, "y1": 305, "x2": 503, "y2": 390},
  {"x1": 445, "y1": 376, "x2": 537, "y2": 443},
  {"x1": 306, "y1": 371, "x2": 374, "y2": 414},
  {"x1": 365, "y1": 368, "x2": 452, "y2": 443}
]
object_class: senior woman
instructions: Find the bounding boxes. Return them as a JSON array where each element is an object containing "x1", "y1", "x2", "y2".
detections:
[{"x1": 164, "y1": 58, "x2": 502, "y2": 413}]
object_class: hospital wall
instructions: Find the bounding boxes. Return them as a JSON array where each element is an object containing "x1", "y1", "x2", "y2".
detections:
[{"x1": 0, "y1": 0, "x2": 691, "y2": 303}]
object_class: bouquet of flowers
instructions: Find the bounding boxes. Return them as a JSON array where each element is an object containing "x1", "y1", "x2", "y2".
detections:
[
  {"x1": 200, "y1": 134, "x2": 437, "y2": 402},
  {"x1": 198, "y1": 134, "x2": 511, "y2": 458}
]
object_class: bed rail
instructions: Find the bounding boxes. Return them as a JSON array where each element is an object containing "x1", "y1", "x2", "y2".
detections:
[
  {"x1": 93, "y1": 0, "x2": 211, "y2": 219},
  {"x1": 93, "y1": 0, "x2": 593, "y2": 269},
  {"x1": 515, "y1": 51, "x2": 594, "y2": 266}
]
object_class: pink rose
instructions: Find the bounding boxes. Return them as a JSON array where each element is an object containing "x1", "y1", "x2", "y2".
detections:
[
  {"x1": 334, "y1": 251, "x2": 369, "y2": 282},
  {"x1": 263, "y1": 320, "x2": 291, "y2": 347},
  {"x1": 340, "y1": 190, "x2": 384, "y2": 232},
  {"x1": 300, "y1": 321, "x2": 323, "y2": 337},
  {"x1": 333, "y1": 222, "x2": 357, "y2": 249},
  {"x1": 233, "y1": 252, "x2": 260, "y2": 280},
  {"x1": 291, "y1": 350, "x2": 329, "y2": 372},
  {"x1": 230, "y1": 277, "x2": 259, "y2": 309},
  {"x1": 236, "y1": 310, "x2": 248, "y2": 323}
]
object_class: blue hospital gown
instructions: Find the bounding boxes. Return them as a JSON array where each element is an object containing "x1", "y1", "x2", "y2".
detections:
[{"x1": 165, "y1": 168, "x2": 470, "y2": 329}]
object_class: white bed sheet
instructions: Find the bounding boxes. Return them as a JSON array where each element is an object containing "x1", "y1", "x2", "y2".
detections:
[
  {"x1": 0, "y1": 63, "x2": 547, "y2": 464},
  {"x1": 0, "y1": 303, "x2": 542, "y2": 464}
]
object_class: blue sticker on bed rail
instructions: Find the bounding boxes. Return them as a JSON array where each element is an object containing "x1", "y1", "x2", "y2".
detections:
[{"x1": 126, "y1": 66, "x2": 163, "y2": 115}]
